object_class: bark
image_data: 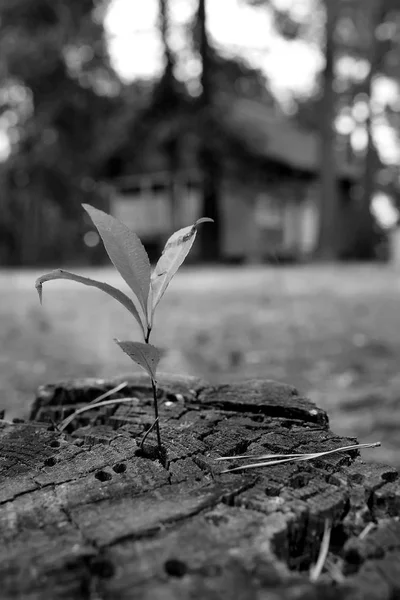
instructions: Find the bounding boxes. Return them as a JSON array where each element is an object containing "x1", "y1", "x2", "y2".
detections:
[
  {"x1": 198, "y1": 0, "x2": 222, "y2": 261},
  {"x1": 315, "y1": 0, "x2": 340, "y2": 260},
  {"x1": 1, "y1": 373, "x2": 399, "y2": 599}
]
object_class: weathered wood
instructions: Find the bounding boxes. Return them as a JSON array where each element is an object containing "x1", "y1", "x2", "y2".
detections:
[{"x1": 1, "y1": 374, "x2": 399, "y2": 599}]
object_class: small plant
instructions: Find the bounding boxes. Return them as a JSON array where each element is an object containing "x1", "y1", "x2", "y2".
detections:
[{"x1": 36, "y1": 203, "x2": 213, "y2": 454}]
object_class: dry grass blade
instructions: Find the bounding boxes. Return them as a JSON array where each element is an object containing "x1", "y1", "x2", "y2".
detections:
[
  {"x1": 58, "y1": 381, "x2": 128, "y2": 432},
  {"x1": 219, "y1": 442, "x2": 381, "y2": 473},
  {"x1": 216, "y1": 452, "x2": 306, "y2": 462},
  {"x1": 310, "y1": 519, "x2": 332, "y2": 582},
  {"x1": 59, "y1": 397, "x2": 137, "y2": 433},
  {"x1": 84, "y1": 381, "x2": 128, "y2": 406}
]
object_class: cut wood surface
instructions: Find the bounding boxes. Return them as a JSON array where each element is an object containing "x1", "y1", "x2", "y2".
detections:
[{"x1": 1, "y1": 374, "x2": 400, "y2": 599}]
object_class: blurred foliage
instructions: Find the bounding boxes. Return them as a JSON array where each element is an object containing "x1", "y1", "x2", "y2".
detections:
[
  {"x1": 0, "y1": 0, "x2": 125, "y2": 264},
  {"x1": 246, "y1": 0, "x2": 400, "y2": 259},
  {"x1": 0, "y1": 0, "x2": 400, "y2": 264},
  {"x1": 0, "y1": 0, "x2": 274, "y2": 264},
  {"x1": 103, "y1": 0, "x2": 276, "y2": 261}
]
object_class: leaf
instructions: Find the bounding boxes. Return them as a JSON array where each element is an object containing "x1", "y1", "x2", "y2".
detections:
[
  {"x1": 150, "y1": 217, "x2": 213, "y2": 316},
  {"x1": 115, "y1": 340, "x2": 161, "y2": 380},
  {"x1": 83, "y1": 204, "x2": 151, "y2": 319},
  {"x1": 35, "y1": 269, "x2": 147, "y2": 338}
]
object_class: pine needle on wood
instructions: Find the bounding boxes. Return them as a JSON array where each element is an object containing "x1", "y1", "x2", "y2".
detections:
[
  {"x1": 218, "y1": 442, "x2": 381, "y2": 473},
  {"x1": 58, "y1": 381, "x2": 129, "y2": 432}
]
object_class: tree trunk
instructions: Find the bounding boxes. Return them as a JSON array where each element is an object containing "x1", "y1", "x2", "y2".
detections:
[
  {"x1": 1, "y1": 373, "x2": 400, "y2": 599},
  {"x1": 159, "y1": 0, "x2": 173, "y2": 78},
  {"x1": 166, "y1": 137, "x2": 180, "y2": 230},
  {"x1": 198, "y1": 0, "x2": 222, "y2": 261},
  {"x1": 315, "y1": 0, "x2": 340, "y2": 260},
  {"x1": 351, "y1": 0, "x2": 386, "y2": 260},
  {"x1": 158, "y1": 0, "x2": 180, "y2": 229}
]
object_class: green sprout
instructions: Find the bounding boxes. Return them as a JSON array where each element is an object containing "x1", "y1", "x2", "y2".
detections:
[{"x1": 36, "y1": 203, "x2": 213, "y2": 455}]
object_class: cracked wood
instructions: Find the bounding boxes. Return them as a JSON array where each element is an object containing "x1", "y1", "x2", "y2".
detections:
[{"x1": 0, "y1": 374, "x2": 399, "y2": 600}]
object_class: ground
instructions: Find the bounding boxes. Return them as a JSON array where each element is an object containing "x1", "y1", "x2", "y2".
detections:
[{"x1": 1, "y1": 264, "x2": 400, "y2": 468}]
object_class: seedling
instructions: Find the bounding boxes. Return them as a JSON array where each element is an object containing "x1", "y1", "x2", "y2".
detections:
[{"x1": 36, "y1": 204, "x2": 213, "y2": 454}]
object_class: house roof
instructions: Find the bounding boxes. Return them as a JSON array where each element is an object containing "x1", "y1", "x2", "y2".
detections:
[
  {"x1": 108, "y1": 91, "x2": 361, "y2": 184},
  {"x1": 220, "y1": 95, "x2": 360, "y2": 180}
]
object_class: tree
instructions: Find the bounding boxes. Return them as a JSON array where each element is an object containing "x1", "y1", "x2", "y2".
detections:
[
  {"x1": 0, "y1": 0, "x2": 120, "y2": 265},
  {"x1": 158, "y1": 0, "x2": 180, "y2": 230},
  {"x1": 196, "y1": 0, "x2": 222, "y2": 261},
  {"x1": 353, "y1": 0, "x2": 385, "y2": 258},
  {"x1": 332, "y1": 0, "x2": 400, "y2": 258},
  {"x1": 247, "y1": 0, "x2": 400, "y2": 259},
  {"x1": 314, "y1": 0, "x2": 340, "y2": 259},
  {"x1": 101, "y1": 0, "x2": 275, "y2": 264}
]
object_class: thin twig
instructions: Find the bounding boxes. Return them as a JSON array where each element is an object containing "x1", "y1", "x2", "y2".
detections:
[
  {"x1": 310, "y1": 519, "x2": 332, "y2": 582},
  {"x1": 140, "y1": 417, "x2": 160, "y2": 451},
  {"x1": 151, "y1": 378, "x2": 162, "y2": 452},
  {"x1": 219, "y1": 442, "x2": 381, "y2": 473}
]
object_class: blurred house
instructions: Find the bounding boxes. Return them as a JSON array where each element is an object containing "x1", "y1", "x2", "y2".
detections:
[{"x1": 107, "y1": 95, "x2": 360, "y2": 262}]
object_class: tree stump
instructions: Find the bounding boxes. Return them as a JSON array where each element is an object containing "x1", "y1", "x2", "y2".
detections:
[{"x1": 1, "y1": 374, "x2": 400, "y2": 599}]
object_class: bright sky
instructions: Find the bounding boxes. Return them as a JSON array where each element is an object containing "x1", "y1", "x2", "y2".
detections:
[
  {"x1": 104, "y1": 0, "x2": 322, "y2": 101},
  {"x1": 104, "y1": 0, "x2": 400, "y2": 169},
  {"x1": 0, "y1": 0, "x2": 398, "y2": 173}
]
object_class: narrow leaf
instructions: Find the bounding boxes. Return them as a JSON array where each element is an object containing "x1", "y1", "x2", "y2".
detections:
[
  {"x1": 35, "y1": 269, "x2": 147, "y2": 337},
  {"x1": 83, "y1": 204, "x2": 151, "y2": 318},
  {"x1": 115, "y1": 340, "x2": 161, "y2": 380},
  {"x1": 151, "y1": 217, "x2": 213, "y2": 315}
]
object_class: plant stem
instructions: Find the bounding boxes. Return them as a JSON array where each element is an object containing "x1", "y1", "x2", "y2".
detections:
[
  {"x1": 151, "y1": 377, "x2": 162, "y2": 452},
  {"x1": 140, "y1": 417, "x2": 159, "y2": 451},
  {"x1": 145, "y1": 325, "x2": 162, "y2": 453}
]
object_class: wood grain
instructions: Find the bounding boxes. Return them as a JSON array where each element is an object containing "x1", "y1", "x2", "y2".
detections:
[{"x1": 1, "y1": 374, "x2": 399, "y2": 599}]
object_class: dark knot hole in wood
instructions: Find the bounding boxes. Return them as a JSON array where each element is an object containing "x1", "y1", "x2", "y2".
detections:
[
  {"x1": 112, "y1": 462, "x2": 127, "y2": 474},
  {"x1": 164, "y1": 558, "x2": 188, "y2": 578},
  {"x1": 95, "y1": 470, "x2": 112, "y2": 482}
]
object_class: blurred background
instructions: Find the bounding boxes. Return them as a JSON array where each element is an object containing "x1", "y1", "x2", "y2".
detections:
[{"x1": 1, "y1": 0, "x2": 400, "y2": 466}]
